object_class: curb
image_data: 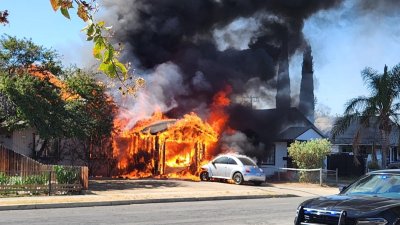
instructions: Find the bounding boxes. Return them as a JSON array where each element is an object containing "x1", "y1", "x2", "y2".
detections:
[{"x1": 0, "y1": 194, "x2": 297, "y2": 211}]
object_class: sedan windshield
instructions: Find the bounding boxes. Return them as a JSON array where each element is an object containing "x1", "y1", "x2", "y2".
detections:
[{"x1": 342, "y1": 173, "x2": 400, "y2": 199}]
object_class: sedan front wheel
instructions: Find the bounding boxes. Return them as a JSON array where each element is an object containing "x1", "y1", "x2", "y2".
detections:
[{"x1": 200, "y1": 171, "x2": 210, "y2": 181}]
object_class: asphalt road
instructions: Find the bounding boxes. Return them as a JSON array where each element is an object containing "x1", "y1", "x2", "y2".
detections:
[{"x1": 0, "y1": 197, "x2": 308, "y2": 225}]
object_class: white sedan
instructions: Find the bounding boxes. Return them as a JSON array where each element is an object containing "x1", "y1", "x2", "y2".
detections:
[{"x1": 200, "y1": 154, "x2": 266, "y2": 185}]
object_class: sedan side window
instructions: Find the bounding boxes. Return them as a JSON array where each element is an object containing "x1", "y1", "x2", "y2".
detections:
[
  {"x1": 214, "y1": 157, "x2": 229, "y2": 164},
  {"x1": 227, "y1": 158, "x2": 237, "y2": 165}
]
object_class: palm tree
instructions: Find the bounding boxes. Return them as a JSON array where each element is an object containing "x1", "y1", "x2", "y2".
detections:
[{"x1": 332, "y1": 64, "x2": 400, "y2": 169}]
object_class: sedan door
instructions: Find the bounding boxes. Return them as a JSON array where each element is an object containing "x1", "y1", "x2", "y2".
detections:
[
  {"x1": 210, "y1": 156, "x2": 229, "y2": 177},
  {"x1": 224, "y1": 157, "x2": 239, "y2": 178}
]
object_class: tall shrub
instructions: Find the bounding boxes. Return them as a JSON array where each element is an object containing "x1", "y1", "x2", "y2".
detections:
[{"x1": 288, "y1": 139, "x2": 331, "y2": 182}]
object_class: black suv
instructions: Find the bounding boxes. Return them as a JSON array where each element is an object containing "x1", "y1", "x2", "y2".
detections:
[{"x1": 294, "y1": 170, "x2": 400, "y2": 225}]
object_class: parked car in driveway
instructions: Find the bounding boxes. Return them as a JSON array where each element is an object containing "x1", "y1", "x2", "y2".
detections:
[
  {"x1": 294, "y1": 169, "x2": 400, "y2": 225},
  {"x1": 199, "y1": 154, "x2": 266, "y2": 185}
]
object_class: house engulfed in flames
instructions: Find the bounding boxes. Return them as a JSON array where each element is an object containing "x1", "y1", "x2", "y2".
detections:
[{"x1": 112, "y1": 88, "x2": 231, "y2": 179}]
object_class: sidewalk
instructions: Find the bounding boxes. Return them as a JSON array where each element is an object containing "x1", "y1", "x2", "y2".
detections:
[{"x1": 0, "y1": 179, "x2": 339, "y2": 211}]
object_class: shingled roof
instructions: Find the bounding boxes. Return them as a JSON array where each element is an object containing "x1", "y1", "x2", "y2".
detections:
[
  {"x1": 331, "y1": 117, "x2": 399, "y2": 146},
  {"x1": 277, "y1": 126, "x2": 325, "y2": 141}
]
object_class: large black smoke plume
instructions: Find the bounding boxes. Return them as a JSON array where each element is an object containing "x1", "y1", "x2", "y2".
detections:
[{"x1": 102, "y1": 0, "x2": 343, "y2": 160}]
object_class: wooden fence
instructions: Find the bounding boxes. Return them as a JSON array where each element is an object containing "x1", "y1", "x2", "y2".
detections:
[{"x1": 0, "y1": 145, "x2": 88, "y2": 195}]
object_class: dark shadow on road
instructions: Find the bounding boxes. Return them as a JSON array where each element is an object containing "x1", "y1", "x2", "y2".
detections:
[{"x1": 88, "y1": 178, "x2": 186, "y2": 192}]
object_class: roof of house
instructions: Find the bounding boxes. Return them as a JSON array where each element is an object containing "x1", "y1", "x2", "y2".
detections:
[
  {"x1": 141, "y1": 119, "x2": 177, "y2": 134},
  {"x1": 277, "y1": 126, "x2": 324, "y2": 141},
  {"x1": 331, "y1": 117, "x2": 399, "y2": 146}
]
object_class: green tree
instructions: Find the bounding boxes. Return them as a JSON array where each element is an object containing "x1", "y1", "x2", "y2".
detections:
[
  {"x1": 64, "y1": 68, "x2": 117, "y2": 171},
  {"x1": 331, "y1": 64, "x2": 400, "y2": 169},
  {"x1": 0, "y1": 36, "x2": 116, "y2": 166},
  {"x1": 64, "y1": 68, "x2": 117, "y2": 142},
  {"x1": 0, "y1": 35, "x2": 63, "y2": 75},
  {"x1": 0, "y1": 72, "x2": 67, "y2": 138}
]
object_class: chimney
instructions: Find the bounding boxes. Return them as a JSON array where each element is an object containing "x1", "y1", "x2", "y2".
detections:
[
  {"x1": 299, "y1": 44, "x2": 315, "y2": 122},
  {"x1": 276, "y1": 34, "x2": 291, "y2": 109}
]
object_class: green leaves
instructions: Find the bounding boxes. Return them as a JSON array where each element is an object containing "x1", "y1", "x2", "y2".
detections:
[
  {"x1": 288, "y1": 139, "x2": 331, "y2": 170},
  {"x1": 93, "y1": 38, "x2": 105, "y2": 60},
  {"x1": 51, "y1": 0, "x2": 143, "y2": 95},
  {"x1": 0, "y1": 66, "x2": 116, "y2": 142},
  {"x1": 0, "y1": 72, "x2": 67, "y2": 138},
  {"x1": 60, "y1": 7, "x2": 70, "y2": 19},
  {"x1": 0, "y1": 35, "x2": 63, "y2": 75},
  {"x1": 99, "y1": 62, "x2": 116, "y2": 78}
]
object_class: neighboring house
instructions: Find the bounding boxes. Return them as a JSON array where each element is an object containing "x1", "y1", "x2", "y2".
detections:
[
  {"x1": 330, "y1": 117, "x2": 400, "y2": 167},
  {"x1": 0, "y1": 127, "x2": 82, "y2": 164},
  {"x1": 0, "y1": 127, "x2": 36, "y2": 157},
  {"x1": 262, "y1": 122, "x2": 326, "y2": 176},
  {"x1": 229, "y1": 106, "x2": 326, "y2": 177}
]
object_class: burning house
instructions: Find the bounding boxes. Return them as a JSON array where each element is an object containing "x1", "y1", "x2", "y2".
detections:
[
  {"x1": 113, "y1": 113, "x2": 217, "y2": 178},
  {"x1": 101, "y1": 0, "x2": 340, "y2": 178}
]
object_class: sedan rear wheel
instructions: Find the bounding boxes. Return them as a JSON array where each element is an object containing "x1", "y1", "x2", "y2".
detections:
[
  {"x1": 233, "y1": 172, "x2": 243, "y2": 185},
  {"x1": 200, "y1": 171, "x2": 210, "y2": 181}
]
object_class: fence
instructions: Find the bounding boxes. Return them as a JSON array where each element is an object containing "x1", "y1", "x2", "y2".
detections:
[
  {"x1": 0, "y1": 145, "x2": 88, "y2": 195},
  {"x1": 275, "y1": 167, "x2": 338, "y2": 186}
]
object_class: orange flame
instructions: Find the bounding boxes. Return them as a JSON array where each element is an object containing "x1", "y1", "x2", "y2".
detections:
[{"x1": 112, "y1": 85, "x2": 233, "y2": 179}]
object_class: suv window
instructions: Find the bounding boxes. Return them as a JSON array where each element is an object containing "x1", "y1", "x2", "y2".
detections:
[
  {"x1": 214, "y1": 156, "x2": 229, "y2": 164},
  {"x1": 227, "y1": 157, "x2": 237, "y2": 165},
  {"x1": 238, "y1": 157, "x2": 256, "y2": 166}
]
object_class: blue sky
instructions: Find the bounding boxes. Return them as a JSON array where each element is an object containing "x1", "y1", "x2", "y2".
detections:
[
  {"x1": 1, "y1": 1, "x2": 400, "y2": 117},
  {"x1": 0, "y1": 0, "x2": 90, "y2": 65}
]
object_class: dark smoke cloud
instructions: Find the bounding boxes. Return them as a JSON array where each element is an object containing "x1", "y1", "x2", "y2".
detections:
[
  {"x1": 102, "y1": 1, "x2": 343, "y2": 116},
  {"x1": 299, "y1": 44, "x2": 314, "y2": 121},
  {"x1": 354, "y1": 0, "x2": 400, "y2": 14},
  {"x1": 101, "y1": 0, "x2": 343, "y2": 159}
]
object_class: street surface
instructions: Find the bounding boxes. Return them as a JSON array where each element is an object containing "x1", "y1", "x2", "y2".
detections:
[{"x1": 0, "y1": 197, "x2": 308, "y2": 225}]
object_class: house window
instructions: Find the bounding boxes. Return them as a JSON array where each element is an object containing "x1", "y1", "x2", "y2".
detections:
[
  {"x1": 261, "y1": 145, "x2": 275, "y2": 165},
  {"x1": 392, "y1": 147, "x2": 398, "y2": 162}
]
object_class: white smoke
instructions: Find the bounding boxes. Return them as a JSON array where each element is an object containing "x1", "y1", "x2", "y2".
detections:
[
  {"x1": 116, "y1": 62, "x2": 189, "y2": 130},
  {"x1": 314, "y1": 103, "x2": 335, "y2": 135},
  {"x1": 232, "y1": 77, "x2": 276, "y2": 109},
  {"x1": 213, "y1": 17, "x2": 262, "y2": 51},
  {"x1": 218, "y1": 131, "x2": 266, "y2": 164},
  {"x1": 213, "y1": 13, "x2": 284, "y2": 51}
]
